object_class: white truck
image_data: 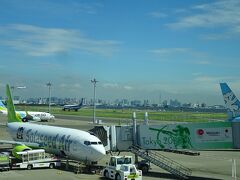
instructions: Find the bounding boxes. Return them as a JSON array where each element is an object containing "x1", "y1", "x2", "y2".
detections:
[
  {"x1": 11, "y1": 149, "x2": 61, "y2": 170},
  {"x1": 103, "y1": 156, "x2": 142, "y2": 180}
]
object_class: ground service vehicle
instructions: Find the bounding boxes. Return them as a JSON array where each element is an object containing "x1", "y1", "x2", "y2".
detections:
[
  {"x1": 11, "y1": 149, "x2": 61, "y2": 170},
  {"x1": 103, "y1": 156, "x2": 142, "y2": 180},
  {"x1": 0, "y1": 153, "x2": 10, "y2": 171}
]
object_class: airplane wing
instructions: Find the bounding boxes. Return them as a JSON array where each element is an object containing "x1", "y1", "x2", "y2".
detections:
[{"x1": 0, "y1": 140, "x2": 40, "y2": 147}]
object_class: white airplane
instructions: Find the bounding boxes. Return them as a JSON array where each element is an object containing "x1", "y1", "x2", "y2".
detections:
[
  {"x1": 0, "y1": 84, "x2": 106, "y2": 163},
  {"x1": 62, "y1": 98, "x2": 84, "y2": 111},
  {"x1": 0, "y1": 100, "x2": 55, "y2": 122}
]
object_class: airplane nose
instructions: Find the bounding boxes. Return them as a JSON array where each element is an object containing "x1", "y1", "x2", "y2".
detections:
[{"x1": 92, "y1": 146, "x2": 106, "y2": 161}]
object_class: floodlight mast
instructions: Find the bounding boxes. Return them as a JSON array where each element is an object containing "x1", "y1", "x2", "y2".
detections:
[
  {"x1": 10, "y1": 85, "x2": 26, "y2": 101},
  {"x1": 91, "y1": 78, "x2": 98, "y2": 124},
  {"x1": 46, "y1": 82, "x2": 52, "y2": 113}
]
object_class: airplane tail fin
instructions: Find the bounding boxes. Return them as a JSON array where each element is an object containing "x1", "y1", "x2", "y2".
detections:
[
  {"x1": 6, "y1": 84, "x2": 22, "y2": 123},
  {"x1": 79, "y1": 98, "x2": 84, "y2": 107},
  {"x1": 220, "y1": 83, "x2": 240, "y2": 121}
]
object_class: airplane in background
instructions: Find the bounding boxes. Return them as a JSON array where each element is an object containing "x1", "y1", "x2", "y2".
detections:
[
  {"x1": 220, "y1": 82, "x2": 240, "y2": 121},
  {"x1": 0, "y1": 100, "x2": 55, "y2": 122},
  {"x1": 0, "y1": 84, "x2": 105, "y2": 163},
  {"x1": 62, "y1": 98, "x2": 84, "y2": 111}
]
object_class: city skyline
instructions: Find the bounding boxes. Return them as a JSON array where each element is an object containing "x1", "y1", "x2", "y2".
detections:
[{"x1": 1, "y1": 0, "x2": 240, "y2": 105}]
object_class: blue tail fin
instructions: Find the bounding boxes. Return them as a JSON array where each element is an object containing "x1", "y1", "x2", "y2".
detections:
[
  {"x1": 220, "y1": 83, "x2": 240, "y2": 121},
  {"x1": 79, "y1": 98, "x2": 84, "y2": 107}
]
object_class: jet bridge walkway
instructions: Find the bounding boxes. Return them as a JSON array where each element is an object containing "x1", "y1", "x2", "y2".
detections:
[{"x1": 130, "y1": 146, "x2": 192, "y2": 179}]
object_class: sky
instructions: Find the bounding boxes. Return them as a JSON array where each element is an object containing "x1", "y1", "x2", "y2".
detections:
[{"x1": 0, "y1": 0, "x2": 240, "y2": 105}]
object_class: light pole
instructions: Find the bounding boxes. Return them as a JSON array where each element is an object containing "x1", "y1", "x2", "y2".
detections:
[
  {"x1": 10, "y1": 86, "x2": 26, "y2": 102},
  {"x1": 46, "y1": 82, "x2": 52, "y2": 113},
  {"x1": 91, "y1": 78, "x2": 98, "y2": 124}
]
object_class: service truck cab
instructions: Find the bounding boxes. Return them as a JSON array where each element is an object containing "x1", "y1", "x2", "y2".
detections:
[
  {"x1": 103, "y1": 156, "x2": 142, "y2": 180},
  {"x1": 11, "y1": 149, "x2": 61, "y2": 170},
  {"x1": 0, "y1": 153, "x2": 10, "y2": 171}
]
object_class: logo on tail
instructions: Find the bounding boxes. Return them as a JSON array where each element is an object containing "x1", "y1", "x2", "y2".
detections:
[{"x1": 220, "y1": 83, "x2": 240, "y2": 121}]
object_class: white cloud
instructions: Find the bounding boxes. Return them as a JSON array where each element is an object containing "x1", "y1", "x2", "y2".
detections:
[
  {"x1": 73, "y1": 83, "x2": 82, "y2": 89},
  {"x1": 123, "y1": 86, "x2": 133, "y2": 90},
  {"x1": 149, "y1": 48, "x2": 212, "y2": 64},
  {"x1": 148, "y1": 12, "x2": 167, "y2": 18},
  {"x1": 102, "y1": 83, "x2": 119, "y2": 89},
  {"x1": 194, "y1": 75, "x2": 237, "y2": 83},
  {"x1": 149, "y1": 48, "x2": 190, "y2": 55},
  {"x1": 194, "y1": 60, "x2": 211, "y2": 65},
  {"x1": 167, "y1": 0, "x2": 240, "y2": 37},
  {"x1": 102, "y1": 83, "x2": 133, "y2": 91},
  {"x1": 0, "y1": 24, "x2": 121, "y2": 57}
]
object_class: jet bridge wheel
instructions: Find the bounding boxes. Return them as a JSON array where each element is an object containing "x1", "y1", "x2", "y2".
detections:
[{"x1": 140, "y1": 164, "x2": 149, "y2": 173}]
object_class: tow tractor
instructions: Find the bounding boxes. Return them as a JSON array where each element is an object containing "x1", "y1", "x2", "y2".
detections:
[{"x1": 102, "y1": 156, "x2": 142, "y2": 180}]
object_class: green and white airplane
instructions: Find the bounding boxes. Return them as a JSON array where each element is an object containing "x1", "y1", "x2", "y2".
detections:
[
  {"x1": 0, "y1": 84, "x2": 106, "y2": 163},
  {"x1": 0, "y1": 100, "x2": 55, "y2": 122}
]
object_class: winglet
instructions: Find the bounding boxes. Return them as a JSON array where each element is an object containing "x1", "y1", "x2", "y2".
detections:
[
  {"x1": 220, "y1": 83, "x2": 240, "y2": 121},
  {"x1": 6, "y1": 84, "x2": 22, "y2": 123}
]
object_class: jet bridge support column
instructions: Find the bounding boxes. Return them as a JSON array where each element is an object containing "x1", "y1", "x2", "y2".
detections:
[
  {"x1": 132, "y1": 112, "x2": 138, "y2": 163},
  {"x1": 144, "y1": 112, "x2": 149, "y2": 125}
]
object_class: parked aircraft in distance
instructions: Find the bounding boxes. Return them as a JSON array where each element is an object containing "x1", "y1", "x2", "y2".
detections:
[
  {"x1": 62, "y1": 98, "x2": 84, "y2": 111},
  {"x1": 0, "y1": 84, "x2": 105, "y2": 164},
  {"x1": 220, "y1": 82, "x2": 240, "y2": 121},
  {"x1": 0, "y1": 100, "x2": 55, "y2": 122}
]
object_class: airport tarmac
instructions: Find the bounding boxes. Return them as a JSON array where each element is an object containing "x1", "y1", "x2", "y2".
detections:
[{"x1": 0, "y1": 114, "x2": 239, "y2": 180}]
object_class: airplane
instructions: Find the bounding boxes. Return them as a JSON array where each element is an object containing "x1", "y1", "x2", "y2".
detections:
[
  {"x1": 220, "y1": 82, "x2": 240, "y2": 121},
  {"x1": 62, "y1": 98, "x2": 84, "y2": 111},
  {"x1": 0, "y1": 100, "x2": 55, "y2": 122},
  {"x1": 0, "y1": 84, "x2": 105, "y2": 163}
]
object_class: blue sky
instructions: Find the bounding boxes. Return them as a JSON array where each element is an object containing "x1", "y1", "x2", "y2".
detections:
[{"x1": 0, "y1": 0, "x2": 240, "y2": 105}]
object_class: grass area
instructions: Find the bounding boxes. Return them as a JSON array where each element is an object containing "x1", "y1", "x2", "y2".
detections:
[{"x1": 15, "y1": 105, "x2": 227, "y2": 122}]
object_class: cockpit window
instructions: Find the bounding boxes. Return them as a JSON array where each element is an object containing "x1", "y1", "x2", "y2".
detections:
[
  {"x1": 84, "y1": 141, "x2": 90, "y2": 146},
  {"x1": 90, "y1": 142, "x2": 98, "y2": 145},
  {"x1": 84, "y1": 141, "x2": 101, "y2": 145}
]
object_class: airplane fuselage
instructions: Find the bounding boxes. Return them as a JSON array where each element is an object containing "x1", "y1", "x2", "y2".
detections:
[
  {"x1": 19, "y1": 111, "x2": 55, "y2": 121},
  {"x1": 63, "y1": 104, "x2": 81, "y2": 111},
  {"x1": 7, "y1": 122, "x2": 105, "y2": 162},
  {"x1": 0, "y1": 109, "x2": 55, "y2": 121}
]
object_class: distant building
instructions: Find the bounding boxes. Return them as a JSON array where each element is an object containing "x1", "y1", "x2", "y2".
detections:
[
  {"x1": 143, "y1": 100, "x2": 150, "y2": 107},
  {"x1": 170, "y1": 99, "x2": 181, "y2": 107},
  {"x1": 131, "y1": 100, "x2": 142, "y2": 107}
]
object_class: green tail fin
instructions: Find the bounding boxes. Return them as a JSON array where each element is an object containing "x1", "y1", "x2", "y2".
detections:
[{"x1": 6, "y1": 84, "x2": 22, "y2": 123}]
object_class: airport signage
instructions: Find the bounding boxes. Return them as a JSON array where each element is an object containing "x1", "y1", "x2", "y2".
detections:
[{"x1": 138, "y1": 122, "x2": 233, "y2": 150}]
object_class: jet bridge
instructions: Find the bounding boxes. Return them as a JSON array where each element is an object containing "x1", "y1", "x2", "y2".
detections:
[
  {"x1": 91, "y1": 113, "x2": 235, "y2": 152},
  {"x1": 90, "y1": 112, "x2": 239, "y2": 179}
]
